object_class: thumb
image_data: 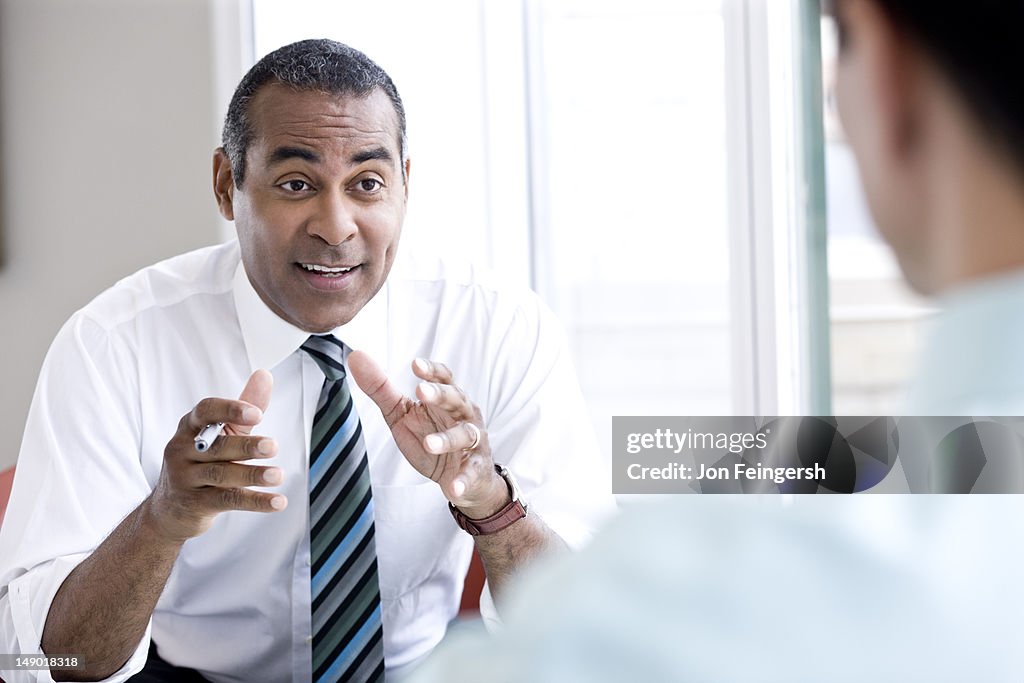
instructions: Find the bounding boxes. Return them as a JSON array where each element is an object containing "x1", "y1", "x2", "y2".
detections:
[
  {"x1": 348, "y1": 351, "x2": 406, "y2": 425},
  {"x1": 235, "y1": 369, "x2": 273, "y2": 435}
]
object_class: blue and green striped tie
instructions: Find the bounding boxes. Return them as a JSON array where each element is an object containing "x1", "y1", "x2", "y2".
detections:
[{"x1": 302, "y1": 335, "x2": 385, "y2": 683}]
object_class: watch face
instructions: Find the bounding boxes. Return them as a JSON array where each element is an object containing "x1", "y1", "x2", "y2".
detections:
[{"x1": 499, "y1": 465, "x2": 525, "y2": 506}]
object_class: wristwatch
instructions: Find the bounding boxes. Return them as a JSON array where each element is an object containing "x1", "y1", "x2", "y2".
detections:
[{"x1": 449, "y1": 464, "x2": 528, "y2": 536}]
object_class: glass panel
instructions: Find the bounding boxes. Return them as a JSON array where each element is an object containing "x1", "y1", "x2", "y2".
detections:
[{"x1": 531, "y1": 0, "x2": 735, "y2": 440}]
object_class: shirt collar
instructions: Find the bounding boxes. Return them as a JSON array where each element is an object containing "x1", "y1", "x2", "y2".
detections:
[
  {"x1": 232, "y1": 255, "x2": 390, "y2": 373},
  {"x1": 935, "y1": 267, "x2": 1024, "y2": 317},
  {"x1": 907, "y1": 267, "x2": 1024, "y2": 413}
]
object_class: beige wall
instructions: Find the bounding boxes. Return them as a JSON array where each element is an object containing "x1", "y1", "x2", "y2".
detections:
[{"x1": 0, "y1": 0, "x2": 246, "y2": 470}]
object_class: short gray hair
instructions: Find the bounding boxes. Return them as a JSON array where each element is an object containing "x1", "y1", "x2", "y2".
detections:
[{"x1": 222, "y1": 39, "x2": 408, "y2": 187}]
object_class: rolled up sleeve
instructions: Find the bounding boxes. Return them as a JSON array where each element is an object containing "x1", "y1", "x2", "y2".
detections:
[
  {"x1": 0, "y1": 313, "x2": 153, "y2": 682},
  {"x1": 0, "y1": 557, "x2": 150, "y2": 683}
]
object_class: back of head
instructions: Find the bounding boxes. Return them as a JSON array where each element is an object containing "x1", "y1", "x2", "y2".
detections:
[
  {"x1": 222, "y1": 39, "x2": 407, "y2": 187},
  {"x1": 869, "y1": 0, "x2": 1024, "y2": 178}
]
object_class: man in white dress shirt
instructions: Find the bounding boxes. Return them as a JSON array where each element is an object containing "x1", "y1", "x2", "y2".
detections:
[
  {"x1": 409, "y1": 1, "x2": 1024, "y2": 680},
  {"x1": 0, "y1": 39, "x2": 612, "y2": 682}
]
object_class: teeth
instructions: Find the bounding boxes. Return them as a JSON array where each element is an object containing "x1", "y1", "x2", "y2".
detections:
[{"x1": 301, "y1": 263, "x2": 354, "y2": 274}]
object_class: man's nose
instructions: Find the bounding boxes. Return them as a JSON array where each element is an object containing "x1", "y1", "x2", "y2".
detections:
[{"x1": 307, "y1": 189, "x2": 358, "y2": 246}]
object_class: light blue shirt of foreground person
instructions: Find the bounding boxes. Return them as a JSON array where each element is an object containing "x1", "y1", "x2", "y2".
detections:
[
  {"x1": 409, "y1": 495, "x2": 1023, "y2": 682},
  {"x1": 406, "y1": 273, "x2": 1024, "y2": 683},
  {"x1": 907, "y1": 269, "x2": 1024, "y2": 417}
]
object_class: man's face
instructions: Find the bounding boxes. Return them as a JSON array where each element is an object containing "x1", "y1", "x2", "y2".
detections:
[
  {"x1": 217, "y1": 83, "x2": 409, "y2": 332},
  {"x1": 833, "y1": 0, "x2": 931, "y2": 292}
]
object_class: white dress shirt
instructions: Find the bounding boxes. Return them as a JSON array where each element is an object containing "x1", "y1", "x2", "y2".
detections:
[{"x1": 0, "y1": 240, "x2": 614, "y2": 683}]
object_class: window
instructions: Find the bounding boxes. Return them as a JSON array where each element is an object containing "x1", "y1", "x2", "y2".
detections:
[{"x1": 526, "y1": 0, "x2": 735, "y2": 429}]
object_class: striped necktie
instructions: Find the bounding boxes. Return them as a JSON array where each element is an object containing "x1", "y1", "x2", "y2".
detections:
[{"x1": 301, "y1": 335, "x2": 385, "y2": 683}]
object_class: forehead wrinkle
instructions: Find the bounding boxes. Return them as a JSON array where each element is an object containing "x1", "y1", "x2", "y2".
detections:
[
  {"x1": 267, "y1": 115, "x2": 390, "y2": 137},
  {"x1": 260, "y1": 121, "x2": 395, "y2": 155},
  {"x1": 269, "y1": 131, "x2": 389, "y2": 148}
]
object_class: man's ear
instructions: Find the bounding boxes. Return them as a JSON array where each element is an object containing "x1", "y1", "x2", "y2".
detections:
[
  {"x1": 403, "y1": 157, "x2": 412, "y2": 201},
  {"x1": 213, "y1": 148, "x2": 236, "y2": 221},
  {"x1": 850, "y1": 0, "x2": 922, "y2": 162}
]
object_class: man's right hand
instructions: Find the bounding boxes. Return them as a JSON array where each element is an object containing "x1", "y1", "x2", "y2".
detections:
[{"x1": 144, "y1": 369, "x2": 286, "y2": 543}]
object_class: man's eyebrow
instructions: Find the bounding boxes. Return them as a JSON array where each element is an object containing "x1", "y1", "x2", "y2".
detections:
[
  {"x1": 350, "y1": 146, "x2": 394, "y2": 165},
  {"x1": 268, "y1": 146, "x2": 320, "y2": 165}
]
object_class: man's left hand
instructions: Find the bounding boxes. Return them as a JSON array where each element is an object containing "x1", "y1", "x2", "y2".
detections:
[{"x1": 348, "y1": 351, "x2": 509, "y2": 518}]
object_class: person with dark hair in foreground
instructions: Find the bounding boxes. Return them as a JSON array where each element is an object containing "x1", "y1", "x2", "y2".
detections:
[
  {"x1": 831, "y1": 0, "x2": 1024, "y2": 413},
  {"x1": 0, "y1": 39, "x2": 613, "y2": 682},
  {"x1": 410, "y1": 1, "x2": 1024, "y2": 680}
]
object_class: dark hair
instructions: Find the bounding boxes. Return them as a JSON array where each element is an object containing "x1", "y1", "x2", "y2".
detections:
[
  {"x1": 840, "y1": 1, "x2": 1024, "y2": 175},
  {"x1": 222, "y1": 39, "x2": 407, "y2": 187}
]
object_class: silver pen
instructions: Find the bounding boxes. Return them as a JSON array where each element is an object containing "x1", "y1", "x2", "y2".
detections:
[{"x1": 194, "y1": 422, "x2": 226, "y2": 452}]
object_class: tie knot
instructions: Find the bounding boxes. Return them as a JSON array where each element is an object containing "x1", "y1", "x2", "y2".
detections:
[{"x1": 301, "y1": 335, "x2": 347, "y2": 382}]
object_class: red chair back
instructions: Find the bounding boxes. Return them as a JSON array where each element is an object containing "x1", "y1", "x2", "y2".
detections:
[{"x1": 0, "y1": 466, "x2": 14, "y2": 528}]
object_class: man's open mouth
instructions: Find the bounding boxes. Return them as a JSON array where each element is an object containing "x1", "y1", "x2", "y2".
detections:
[{"x1": 298, "y1": 263, "x2": 358, "y2": 278}]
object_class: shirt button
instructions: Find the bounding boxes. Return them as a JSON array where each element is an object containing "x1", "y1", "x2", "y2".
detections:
[{"x1": 305, "y1": 635, "x2": 313, "y2": 644}]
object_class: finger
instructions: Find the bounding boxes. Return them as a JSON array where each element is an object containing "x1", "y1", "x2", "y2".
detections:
[
  {"x1": 412, "y1": 358, "x2": 454, "y2": 384},
  {"x1": 195, "y1": 435, "x2": 278, "y2": 462},
  {"x1": 234, "y1": 370, "x2": 274, "y2": 436},
  {"x1": 424, "y1": 421, "x2": 485, "y2": 454},
  {"x1": 188, "y1": 460, "x2": 285, "y2": 489},
  {"x1": 205, "y1": 487, "x2": 288, "y2": 513},
  {"x1": 416, "y1": 382, "x2": 475, "y2": 420},
  {"x1": 183, "y1": 398, "x2": 263, "y2": 433},
  {"x1": 348, "y1": 350, "x2": 407, "y2": 424}
]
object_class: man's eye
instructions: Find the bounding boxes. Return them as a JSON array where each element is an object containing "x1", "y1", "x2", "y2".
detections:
[
  {"x1": 280, "y1": 180, "x2": 311, "y2": 192},
  {"x1": 357, "y1": 178, "x2": 383, "y2": 193}
]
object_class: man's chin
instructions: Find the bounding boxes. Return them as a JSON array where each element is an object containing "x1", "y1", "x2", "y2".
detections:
[
  {"x1": 295, "y1": 310, "x2": 358, "y2": 334},
  {"x1": 895, "y1": 255, "x2": 937, "y2": 297},
  {"x1": 282, "y1": 275, "x2": 385, "y2": 333}
]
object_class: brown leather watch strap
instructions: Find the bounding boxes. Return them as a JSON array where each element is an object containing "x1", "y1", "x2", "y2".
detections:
[{"x1": 449, "y1": 464, "x2": 528, "y2": 536}]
